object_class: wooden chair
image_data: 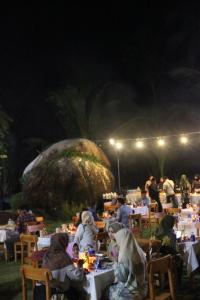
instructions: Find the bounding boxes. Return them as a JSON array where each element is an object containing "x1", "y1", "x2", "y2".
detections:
[
  {"x1": 95, "y1": 231, "x2": 108, "y2": 253},
  {"x1": 95, "y1": 221, "x2": 105, "y2": 230},
  {"x1": 35, "y1": 216, "x2": 44, "y2": 223},
  {"x1": 195, "y1": 222, "x2": 200, "y2": 237},
  {"x1": 0, "y1": 242, "x2": 7, "y2": 261},
  {"x1": 14, "y1": 234, "x2": 38, "y2": 264},
  {"x1": 103, "y1": 203, "x2": 119, "y2": 212},
  {"x1": 72, "y1": 216, "x2": 79, "y2": 225},
  {"x1": 165, "y1": 208, "x2": 181, "y2": 215},
  {"x1": 147, "y1": 254, "x2": 176, "y2": 300},
  {"x1": 26, "y1": 223, "x2": 45, "y2": 235},
  {"x1": 137, "y1": 238, "x2": 161, "y2": 261},
  {"x1": 21, "y1": 265, "x2": 52, "y2": 300},
  {"x1": 129, "y1": 213, "x2": 142, "y2": 229}
]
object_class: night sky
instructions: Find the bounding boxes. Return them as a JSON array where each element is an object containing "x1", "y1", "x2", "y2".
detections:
[{"x1": 1, "y1": 1, "x2": 200, "y2": 191}]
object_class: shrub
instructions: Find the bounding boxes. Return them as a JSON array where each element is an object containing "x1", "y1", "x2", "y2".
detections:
[{"x1": 10, "y1": 193, "x2": 24, "y2": 211}]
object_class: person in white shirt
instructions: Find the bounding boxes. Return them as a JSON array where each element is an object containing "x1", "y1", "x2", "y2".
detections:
[{"x1": 163, "y1": 176, "x2": 178, "y2": 208}]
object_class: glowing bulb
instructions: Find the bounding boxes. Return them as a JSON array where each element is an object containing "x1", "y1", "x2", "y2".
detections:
[
  {"x1": 109, "y1": 138, "x2": 115, "y2": 145},
  {"x1": 180, "y1": 136, "x2": 188, "y2": 144},
  {"x1": 157, "y1": 139, "x2": 165, "y2": 147},
  {"x1": 116, "y1": 142, "x2": 123, "y2": 150},
  {"x1": 135, "y1": 141, "x2": 144, "y2": 148}
]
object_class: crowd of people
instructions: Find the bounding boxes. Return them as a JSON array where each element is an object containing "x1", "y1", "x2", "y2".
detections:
[{"x1": 143, "y1": 173, "x2": 200, "y2": 209}]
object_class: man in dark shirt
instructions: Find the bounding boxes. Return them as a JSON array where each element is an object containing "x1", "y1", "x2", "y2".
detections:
[{"x1": 16, "y1": 205, "x2": 36, "y2": 233}]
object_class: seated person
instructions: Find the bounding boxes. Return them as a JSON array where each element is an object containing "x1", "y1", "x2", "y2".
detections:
[
  {"x1": 155, "y1": 214, "x2": 177, "y2": 253},
  {"x1": 74, "y1": 211, "x2": 99, "y2": 252},
  {"x1": 34, "y1": 233, "x2": 86, "y2": 300},
  {"x1": 135, "y1": 190, "x2": 150, "y2": 207},
  {"x1": 116, "y1": 197, "x2": 133, "y2": 227},
  {"x1": 67, "y1": 242, "x2": 79, "y2": 261},
  {"x1": 16, "y1": 205, "x2": 36, "y2": 233},
  {"x1": 107, "y1": 222, "x2": 124, "y2": 261},
  {"x1": 106, "y1": 228, "x2": 147, "y2": 300},
  {"x1": 5, "y1": 205, "x2": 36, "y2": 260},
  {"x1": 155, "y1": 215, "x2": 183, "y2": 285}
]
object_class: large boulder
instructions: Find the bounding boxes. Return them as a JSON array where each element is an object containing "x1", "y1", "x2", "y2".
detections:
[{"x1": 22, "y1": 139, "x2": 114, "y2": 213}]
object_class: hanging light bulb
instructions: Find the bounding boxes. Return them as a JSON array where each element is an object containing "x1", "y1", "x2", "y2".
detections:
[
  {"x1": 135, "y1": 140, "x2": 144, "y2": 149},
  {"x1": 157, "y1": 138, "x2": 165, "y2": 147},
  {"x1": 115, "y1": 142, "x2": 123, "y2": 150},
  {"x1": 180, "y1": 136, "x2": 188, "y2": 144},
  {"x1": 109, "y1": 138, "x2": 115, "y2": 145}
]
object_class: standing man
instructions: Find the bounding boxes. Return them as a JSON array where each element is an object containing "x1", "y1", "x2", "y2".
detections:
[
  {"x1": 163, "y1": 176, "x2": 178, "y2": 208},
  {"x1": 116, "y1": 197, "x2": 133, "y2": 227}
]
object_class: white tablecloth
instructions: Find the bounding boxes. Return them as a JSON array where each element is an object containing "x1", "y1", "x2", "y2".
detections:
[
  {"x1": 133, "y1": 206, "x2": 149, "y2": 215},
  {"x1": 0, "y1": 229, "x2": 7, "y2": 242},
  {"x1": 177, "y1": 220, "x2": 198, "y2": 237},
  {"x1": 85, "y1": 268, "x2": 114, "y2": 300},
  {"x1": 182, "y1": 241, "x2": 200, "y2": 275},
  {"x1": 37, "y1": 233, "x2": 75, "y2": 250}
]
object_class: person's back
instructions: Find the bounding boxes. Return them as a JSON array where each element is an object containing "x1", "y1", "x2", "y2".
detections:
[
  {"x1": 163, "y1": 178, "x2": 175, "y2": 196},
  {"x1": 116, "y1": 198, "x2": 132, "y2": 227},
  {"x1": 74, "y1": 211, "x2": 98, "y2": 251},
  {"x1": 17, "y1": 206, "x2": 36, "y2": 233}
]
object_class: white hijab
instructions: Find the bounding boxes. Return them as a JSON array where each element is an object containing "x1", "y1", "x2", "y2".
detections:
[{"x1": 115, "y1": 228, "x2": 146, "y2": 289}]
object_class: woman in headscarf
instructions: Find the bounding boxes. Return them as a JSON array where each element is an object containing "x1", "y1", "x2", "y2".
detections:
[
  {"x1": 155, "y1": 215, "x2": 177, "y2": 254},
  {"x1": 74, "y1": 210, "x2": 98, "y2": 251},
  {"x1": 179, "y1": 174, "x2": 191, "y2": 208},
  {"x1": 34, "y1": 233, "x2": 86, "y2": 300},
  {"x1": 155, "y1": 215, "x2": 183, "y2": 286},
  {"x1": 107, "y1": 228, "x2": 147, "y2": 300},
  {"x1": 107, "y1": 222, "x2": 124, "y2": 261}
]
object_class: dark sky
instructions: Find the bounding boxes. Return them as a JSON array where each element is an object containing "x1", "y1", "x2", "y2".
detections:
[{"x1": 1, "y1": 1, "x2": 200, "y2": 189}]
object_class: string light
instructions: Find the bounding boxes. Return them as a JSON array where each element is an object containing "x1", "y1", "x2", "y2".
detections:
[
  {"x1": 180, "y1": 136, "x2": 188, "y2": 144},
  {"x1": 157, "y1": 139, "x2": 165, "y2": 147},
  {"x1": 135, "y1": 140, "x2": 144, "y2": 149},
  {"x1": 115, "y1": 142, "x2": 123, "y2": 150},
  {"x1": 105, "y1": 130, "x2": 200, "y2": 147},
  {"x1": 109, "y1": 138, "x2": 115, "y2": 145}
]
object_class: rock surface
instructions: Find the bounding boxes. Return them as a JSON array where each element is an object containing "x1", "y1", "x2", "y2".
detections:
[{"x1": 22, "y1": 139, "x2": 114, "y2": 213}]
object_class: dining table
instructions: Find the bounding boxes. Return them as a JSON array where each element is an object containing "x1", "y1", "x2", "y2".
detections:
[{"x1": 85, "y1": 267, "x2": 115, "y2": 300}]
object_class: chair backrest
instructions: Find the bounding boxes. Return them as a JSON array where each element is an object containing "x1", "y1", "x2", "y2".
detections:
[
  {"x1": 35, "y1": 216, "x2": 44, "y2": 223},
  {"x1": 72, "y1": 216, "x2": 79, "y2": 225},
  {"x1": 195, "y1": 222, "x2": 200, "y2": 237},
  {"x1": 104, "y1": 204, "x2": 119, "y2": 212},
  {"x1": 165, "y1": 208, "x2": 181, "y2": 215},
  {"x1": 95, "y1": 231, "x2": 108, "y2": 251},
  {"x1": 21, "y1": 265, "x2": 52, "y2": 300},
  {"x1": 20, "y1": 234, "x2": 38, "y2": 263},
  {"x1": 129, "y1": 213, "x2": 142, "y2": 229},
  {"x1": 95, "y1": 221, "x2": 105, "y2": 230},
  {"x1": 27, "y1": 223, "x2": 45, "y2": 234},
  {"x1": 147, "y1": 254, "x2": 176, "y2": 300},
  {"x1": 137, "y1": 238, "x2": 161, "y2": 261},
  {"x1": 149, "y1": 203, "x2": 158, "y2": 213}
]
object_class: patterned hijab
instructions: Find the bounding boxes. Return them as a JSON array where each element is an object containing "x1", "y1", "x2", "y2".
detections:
[
  {"x1": 115, "y1": 228, "x2": 146, "y2": 290},
  {"x1": 42, "y1": 233, "x2": 72, "y2": 271}
]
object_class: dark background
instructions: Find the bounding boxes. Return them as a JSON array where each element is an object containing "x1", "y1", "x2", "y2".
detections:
[{"x1": 1, "y1": 1, "x2": 200, "y2": 193}]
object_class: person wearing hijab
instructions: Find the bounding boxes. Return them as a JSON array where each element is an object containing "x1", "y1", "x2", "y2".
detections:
[
  {"x1": 74, "y1": 210, "x2": 98, "y2": 251},
  {"x1": 155, "y1": 215, "x2": 177, "y2": 253},
  {"x1": 179, "y1": 174, "x2": 191, "y2": 208},
  {"x1": 107, "y1": 228, "x2": 147, "y2": 300},
  {"x1": 34, "y1": 233, "x2": 86, "y2": 300},
  {"x1": 155, "y1": 215, "x2": 183, "y2": 286},
  {"x1": 107, "y1": 222, "x2": 124, "y2": 261}
]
